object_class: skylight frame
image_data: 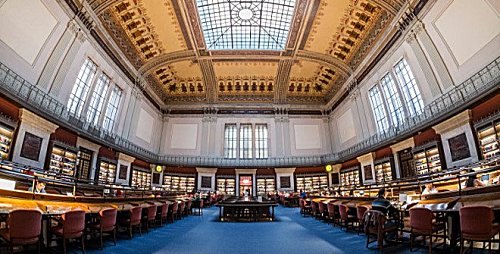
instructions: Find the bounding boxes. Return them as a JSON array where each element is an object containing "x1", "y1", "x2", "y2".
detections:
[{"x1": 196, "y1": 0, "x2": 297, "y2": 51}]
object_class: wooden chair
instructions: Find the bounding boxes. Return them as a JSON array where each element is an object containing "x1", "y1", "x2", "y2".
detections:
[
  {"x1": 0, "y1": 209, "x2": 42, "y2": 254},
  {"x1": 178, "y1": 201, "x2": 185, "y2": 219},
  {"x1": 339, "y1": 204, "x2": 357, "y2": 231},
  {"x1": 363, "y1": 209, "x2": 398, "y2": 253},
  {"x1": 409, "y1": 207, "x2": 446, "y2": 253},
  {"x1": 50, "y1": 210, "x2": 86, "y2": 254},
  {"x1": 310, "y1": 201, "x2": 318, "y2": 218},
  {"x1": 169, "y1": 202, "x2": 179, "y2": 222},
  {"x1": 317, "y1": 202, "x2": 327, "y2": 220},
  {"x1": 144, "y1": 205, "x2": 157, "y2": 232},
  {"x1": 156, "y1": 203, "x2": 169, "y2": 226},
  {"x1": 356, "y1": 205, "x2": 369, "y2": 235},
  {"x1": 88, "y1": 208, "x2": 117, "y2": 249},
  {"x1": 459, "y1": 206, "x2": 500, "y2": 254},
  {"x1": 299, "y1": 198, "x2": 311, "y2": 216},
  {"x1": 119, "y1": 206, "x2": 142, "y2": 239}
]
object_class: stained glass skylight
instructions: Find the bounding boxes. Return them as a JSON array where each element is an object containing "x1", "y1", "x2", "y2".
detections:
[{"x1": 196, "y1": 0, "x2": 297, "y2": 50}]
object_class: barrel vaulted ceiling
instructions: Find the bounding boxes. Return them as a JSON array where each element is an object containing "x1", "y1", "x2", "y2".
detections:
[{"x1": 86, "y1": 0, "x2": 405, "y2": 109}]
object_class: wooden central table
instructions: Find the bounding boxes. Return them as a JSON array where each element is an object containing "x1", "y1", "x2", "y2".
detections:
[{"x1": 216, "y1": 197, "x2": 278, "y2": 222}]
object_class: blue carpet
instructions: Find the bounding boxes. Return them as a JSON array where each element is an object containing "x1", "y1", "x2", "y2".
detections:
[{"x1": 84, "y1": 206, "x2": 445, "y2": 254}]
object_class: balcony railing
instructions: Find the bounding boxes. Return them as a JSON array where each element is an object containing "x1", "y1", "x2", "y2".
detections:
[
  {"x1": 0, "y1": 63, "x2": 158, "y2": 161},
  {"x1": 0, "y1": 56, "x2": 498, "y2": 168},
  {"x1": 334, "y1": 56, "x2": 500, "y2": 161}
]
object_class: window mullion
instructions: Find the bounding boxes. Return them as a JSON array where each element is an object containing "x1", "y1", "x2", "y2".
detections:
[
  {"x1": 390, "y1": 70, "x2": 409, "y2": 120},
  {"x1": 98, "y1": 83, "x2": 114, "y2": 126},
  {"x1": 377, "y1": 83, "x2": 392, "y2": 129},
  {"x1": 81, "y1": 69, "x2": 102, "y2": 120}
]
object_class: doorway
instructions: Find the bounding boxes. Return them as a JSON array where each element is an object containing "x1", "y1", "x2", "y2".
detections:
[{"x1": 239, "y1": 175, "x2": 253, "y2": 196}]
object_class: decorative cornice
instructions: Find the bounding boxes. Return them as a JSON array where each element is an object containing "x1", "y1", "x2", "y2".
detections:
[
  {"x1": 433, "y1": 110, "x2": 472, "y2": 134},
  {"x1": 118, "y1": 152, "x2": 135, "y2": 163},
  {"x1": 19, "y1": 109, "x2": 59, "y2": 133},
  {"x1": 357, "y1": 152, "x2": 375, "y2": 165},
  {"x1": 390, "y1": 137, "x2": 415, "y2": 152},
  {"x1": 274, "y1": 168, "x2": 296, "y2": 174}
]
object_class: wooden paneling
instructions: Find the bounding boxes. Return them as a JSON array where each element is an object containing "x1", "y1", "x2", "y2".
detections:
[
  {"x1": 98, "y1": 147, "x2": 117, "y2": 160},
  {"x1": 472, "y1": 93, "x2": 500, "y2": 121},
  {"x1": 216, "y1": 168, "x2": 236, "y2": 175},
  {"x1": 0, "y1": 97, "x2": 19, "y2": 120},
  {"x1": 165, "y1": 166, "x2": 197, "y2": 174},
  {"x1": 256, "y1": 168, "x2": 275, "y2": 175},
  {"x1": 50, "y1": 128, "x2": 78, "y2": 147},
  {"x1": 341, "y1": 159, "x2": 359, "y2": 169},
  {"x1": 413, "y1": 128, "x2": 440, "y2": 147},
  {"x1": 132, "y1": 159, "x2": 150, "y2": 169},
  {"x1": 295, "y1": 166, "x2": 324, "y2": 174},
  {"x1": 375, "y1": 147, "x2": 392, "y2": 159}
]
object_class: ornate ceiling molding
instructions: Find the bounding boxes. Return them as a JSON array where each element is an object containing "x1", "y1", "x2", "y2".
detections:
[
  {"x1": 274, "y1": 60, "x2": 294, "y2": 104},
  {"x1": 88, "y1": 0, "x2": 122, "y2": 15},
  {"x1": 372, "y1": 0, "x2": 402, "y2": 16},
  {"x1": 198, "y1": 59, "x2": 218, "y2": 103},
  {"x1": 296, "y1": 50, "x2": 353, "y2": 79},
  {"x1": 139, "y1": 50, "x2": 197, "y2": 75}
]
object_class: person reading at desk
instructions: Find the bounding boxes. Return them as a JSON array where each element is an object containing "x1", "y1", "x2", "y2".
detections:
[
  {"x1": 28, "y1": 180, "x2": 46, "y2": 194},
  {"x1": 371, "y1": 188, "x2": 399, "y2": 224},
  {"x1": 422, "y1": 183, "x2": 438, "y2": 195},
  {"x1": 465, "y1": 174, "x2": 485, "y2": 188}
]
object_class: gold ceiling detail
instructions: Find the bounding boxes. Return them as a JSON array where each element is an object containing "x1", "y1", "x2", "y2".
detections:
[
  {"x1": 110, "y1": 1, "x2": 164, "y2": 61},
  {"x1": 89, "y1": 0, "x2": 401, "y2": 107},
  {"x1": 288, "y1": 66, "x2": 336, "y2": 96},
  {"x1": 217, "y1": 77, "x2": 274, "y2": 95},
  {"x1": 327, "y1": 1, "x2": 382, "y2": 63}
]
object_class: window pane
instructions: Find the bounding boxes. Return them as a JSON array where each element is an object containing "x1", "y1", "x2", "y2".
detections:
[
  {"x1": 67, "y1": 59, "x2": 97, "y2": 117},
  {"x1": 224, "y1": 124, "x2": 237, "y2": 159},
  {"x1": 380, "y1": 74, "x2": 405, "y2": 127},
  {"x1": 86, "y1": 74, "x2": 110, "y2": 125},
  {"x1": 102, "y1": 86, "x2": 122, "y2": 132},
  {"x1": 369, "y1": 86, "x2": 389, "y2": 132},
  {"x1": 394, "y1": 59, "x2": 424, "y2": 116},
  {"x1": 255, "y1": 124, "x2": 268, "y2": 159},
  {"x1": 239, "y1": 124, "x2": 252, "y2": 159}
]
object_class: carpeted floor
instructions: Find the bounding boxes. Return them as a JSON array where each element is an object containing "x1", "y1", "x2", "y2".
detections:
[{"x1": 83, "y1": 206, "x2": 448, "y2": 254}]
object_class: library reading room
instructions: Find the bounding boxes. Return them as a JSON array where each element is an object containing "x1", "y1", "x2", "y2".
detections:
[{"x1": 0, "y1": 0, "x2": 499, "y2": 253}]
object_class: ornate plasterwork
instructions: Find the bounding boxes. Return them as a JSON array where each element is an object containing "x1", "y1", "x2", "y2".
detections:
[
  {"x1": 288, "y1": 66, "x2": 336, "y2": 96},
  {"x1": 327, "y1": 1, "x2": 382, "y2": 63},
  {"x1": 109, "y1": 1, "x2": 165, "y2": 61},
  {"x1": 217, "y1": 77, "x2": 274, "y2": 95},
  {"x1": 86, "y1": 0, "x2": 402, "y2": 108}
]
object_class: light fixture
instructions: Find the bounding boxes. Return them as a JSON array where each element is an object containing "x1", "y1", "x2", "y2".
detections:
[
  {"x1": 155, "y1": 165, "x2": 162, "y2": 173},
  {"x1": 325, "y1": 165, "x2": 332, "y2": 172}
]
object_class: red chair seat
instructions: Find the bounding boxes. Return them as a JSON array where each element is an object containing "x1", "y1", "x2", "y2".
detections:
[
  {"x1": 50, "y1": 226, "x2": 83, "y2": 238},
  {"x1": 0, "y1": 229, "x2": 39, "y2": 245},
  {"x1": 462, "y1": 223, "x2": 499, "y2": 240},
  {"x1": 88, "y1": 222, "x2": 115, "y2": 232}
]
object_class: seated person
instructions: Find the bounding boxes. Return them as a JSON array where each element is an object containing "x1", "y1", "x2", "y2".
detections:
[
  {"x1": 465, "y1": 174, "x2": 485, "y2": 188},
  {"x1": 299, "y1": 189, "x2": 307, "y2": 199},
  {"x1": 422, "y1": 183, "x2": 438, "y2": 195},
  {"x1": 371, "y1": 188, "x2": 399, "y2": 221},
  {"x1": 28, "y1": 180, "x2": 46, "y2": 193}
]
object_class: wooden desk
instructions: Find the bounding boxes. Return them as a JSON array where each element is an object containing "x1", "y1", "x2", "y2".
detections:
[{"x1": 216, "y1": 198, "x2": 278, "y2": 222}]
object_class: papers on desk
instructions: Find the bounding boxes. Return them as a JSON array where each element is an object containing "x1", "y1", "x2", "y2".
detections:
[{"x1": 0, "y1": 178, "x2": 16, "y2": 190}]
